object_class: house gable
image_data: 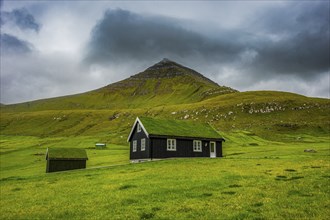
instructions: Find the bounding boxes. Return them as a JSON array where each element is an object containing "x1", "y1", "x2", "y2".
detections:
[{"x1": 127, "y1": 117, "x2": 149, "y2": 142}]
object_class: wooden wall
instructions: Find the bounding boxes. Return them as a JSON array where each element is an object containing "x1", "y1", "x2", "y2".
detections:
[
  {"x1": 46, "y1": 160, "x2": 86, "y2": 173},
  {"x1": 151, "y1": 138, "x2": 223, "y2": 159}
]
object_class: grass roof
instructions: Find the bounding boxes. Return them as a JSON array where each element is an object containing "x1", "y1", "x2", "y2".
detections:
[
  {"x1": 139, "y1": 117, "x2": 223, "y2": 140},
  {"x1": 46, "y1": 148, "x2": 88, "y2": 160}
]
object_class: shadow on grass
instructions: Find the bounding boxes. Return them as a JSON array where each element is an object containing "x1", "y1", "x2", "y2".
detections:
[
  {"x1": 1, "y1": 176, "x2": 26, "y2": 181},
  {"x1": 275, "y1": 176, "x2": 304, "y2": 181},
  {"x1": 11, "y1": 187, "x2": 21, "y2": 192},
  {"x1": 226, "y1": 152, "x2": 245, "y2": 156},
  {"x1": 252, "y1": 202, "x2": 263, "y2": 207},
  {"x1": 201, "y1": 193, "x2": 213, "y2": 197},
  {"x1": 119, "y1": 184, "x2": 137, "y2": 190},
  {"x1": 228, "y1": 184, "x2": 242, "y2": 188},
  {"x1": 288, "y1": 190, "x2": 313, "y2": 197},
  {"x1": 284, "y1": 169, "x2": 297, "y2": 172}
]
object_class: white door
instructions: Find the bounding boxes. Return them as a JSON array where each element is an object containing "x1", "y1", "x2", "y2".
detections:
[{"x1": 210, "y1": 142, "x2": 216, "y2": 158}]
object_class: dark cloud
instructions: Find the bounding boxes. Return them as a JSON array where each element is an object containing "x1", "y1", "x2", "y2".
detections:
[
  {"x1": 0, "y1": 33, "x2": 34, "y2": 54},
  {"x1": 1, "y1": 7, "x2": 41, "y2": 32},
  {"x1": 85, "y1": 9, "x2": 241, "y2": 65},
  {"x1": 248, "y1": 1, "x2": 330, "y2": 78},
  {"x1": 86, "y1": 3, "x2": 329, "y2": 81}
]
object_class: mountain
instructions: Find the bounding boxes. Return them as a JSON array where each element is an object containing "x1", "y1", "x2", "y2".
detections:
[
  {"x1": 0, "y1": 59, "x2": 329, "y2": 144},
  {"x1": 1, "y1": 59, "x2": 237, "y2": 112}
]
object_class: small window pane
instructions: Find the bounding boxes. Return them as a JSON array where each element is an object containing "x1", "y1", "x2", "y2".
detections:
[
  {"x1": 141, "y1": 138, "x2": 146, "y2": 151},
  {"x1": 193, "y1": 140, "x2": 202, "y2": 152},
  {"x1": 167, "y1": 139, "x2": 176, "y2": 151},
  {"x1": 133, "y1": 140, "x2": 137, "y2": 152}
]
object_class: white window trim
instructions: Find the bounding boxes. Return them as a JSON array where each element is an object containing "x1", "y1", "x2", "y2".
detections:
[
  {"x1": 193, "y1": 140, "x2": 202, "y2": 152},
  {"x1": 133, "y1": 140, "x2": 137, "y2": 152},
  {"x1": 137, "y1": 123, "x2": 141, "y2": 132},
  {"x1": 141, "y1": 138, "x2": 146, "y2": 151},
  {"x1": 167, "y1": 139, "x2": 176, "y2": 151}
]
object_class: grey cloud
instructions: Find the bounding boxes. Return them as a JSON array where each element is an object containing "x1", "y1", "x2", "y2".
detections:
[
  {"x1": 85, "y1": 9, "x2": 242, "y2": 65},
  {"x1": 0, "y1": 52, "x2": 100, "y2": 104},
  {"x1": 86, "y1": 4, "x2": 329, "y2": 81},
  {"x1": 0, "y1": 33, "x2": 34, "y2": 54},
  {"x1": 1, "y1": 7, "x2": 41, "y2": 32},
  {"x1": 248, "y1": 1, "x2": 329, "y2": 78}
]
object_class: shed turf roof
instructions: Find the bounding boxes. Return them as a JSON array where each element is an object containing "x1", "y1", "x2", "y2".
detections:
[
  {"x1": 46, "y1": 148, "x2": 88, "y2": 160},
  {"x1": 139, "y1": 117, "x2": 223, "y2": 140}
]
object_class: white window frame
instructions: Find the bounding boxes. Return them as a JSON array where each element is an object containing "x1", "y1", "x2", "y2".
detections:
[
  {"x1": 137, "y1": 123, "x2": 141, "y2": 132},
  {"x1": 167, "y1": 139, "x2": 176, "y2": 151},
  {"x1": 133, "y1": 140, "x2": 137, "y2": 152},
  {"x1": 141, "y1": 138, "x2": 146, "y2": 151},
  {"x1": 193, "y1": 140, "x2": 202, "y2": 152}
]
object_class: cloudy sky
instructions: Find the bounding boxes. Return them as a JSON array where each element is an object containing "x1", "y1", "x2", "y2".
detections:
[{"x1": 1, "y1": 0, "x2": 329, "y2": 104}]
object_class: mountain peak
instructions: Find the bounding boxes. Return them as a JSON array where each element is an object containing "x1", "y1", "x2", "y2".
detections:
[
  {"x1": 131, "y1": 59, "x2": 218, "y2": 87},
  {"x1": 161, "y1": 58, "x2": 172, "y2": 62},
  {"x1": 146, "y1": 58, "x2": 179, "y2": 71}
]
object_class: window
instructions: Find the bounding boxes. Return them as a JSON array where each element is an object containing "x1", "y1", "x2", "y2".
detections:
[
  {"x1": 141, "y1": 138, "x2": 146, "y2": 151},
  {"x1": 167, "y1": 139, "x2": 176, "y2": 151},
  {"x1": 137, "y1": 123, "x2": 141, "y2": 132},
  {"x1": 133, "y1": 140, "x2": 137, "y2": 152},
  {"x1": 193, "y1": 140, "x2": 202, "y2": 152}
]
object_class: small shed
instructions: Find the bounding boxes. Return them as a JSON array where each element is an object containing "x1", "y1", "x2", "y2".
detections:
[
  {"x1": 95, "y1": 143, "x2": 106, "y2": 149},
  {"x1": 46, "y1": 148, "x2": 88, "y2": 173}
]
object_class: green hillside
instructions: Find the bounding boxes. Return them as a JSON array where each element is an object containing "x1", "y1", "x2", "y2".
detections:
[
  {"x1": 1, "y1": 91, "x2": 329, "y2": 144},
  {"x1": 1, "y1": 59, "x2": 236, "y2": 112}
]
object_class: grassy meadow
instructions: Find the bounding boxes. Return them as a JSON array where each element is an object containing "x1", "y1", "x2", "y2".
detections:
[
  {"x1": 0, "y1": 132, "x2": 329, "y2": 219},
  {"x1": 1, "y1": 88, "x2": 329, "y2": 219}
]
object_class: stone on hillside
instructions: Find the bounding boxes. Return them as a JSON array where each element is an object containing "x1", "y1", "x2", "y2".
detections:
[{"x1": 184, "y1": 114, "x2": 189, "y2": 119}]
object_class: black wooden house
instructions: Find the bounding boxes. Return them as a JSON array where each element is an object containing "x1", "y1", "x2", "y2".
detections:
[
  {"x1": 127, "y1": 117, "x2": 224, "y2": 160},
  {"x1": 46, "y1": 148, "x2": 88, "y2": 173}
]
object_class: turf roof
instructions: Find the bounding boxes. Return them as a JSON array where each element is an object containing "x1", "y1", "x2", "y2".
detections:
[
  {"x1": 139, "y1": 117, "x2": 223, "y2": 140},
  {"x1": 46, "y1": 148, "x2": 88, "y2": 160}
]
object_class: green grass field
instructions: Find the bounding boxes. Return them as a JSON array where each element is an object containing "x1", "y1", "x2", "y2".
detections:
[{"x1": 0, "y1": 132, "x2": 329, "y2": 219}]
